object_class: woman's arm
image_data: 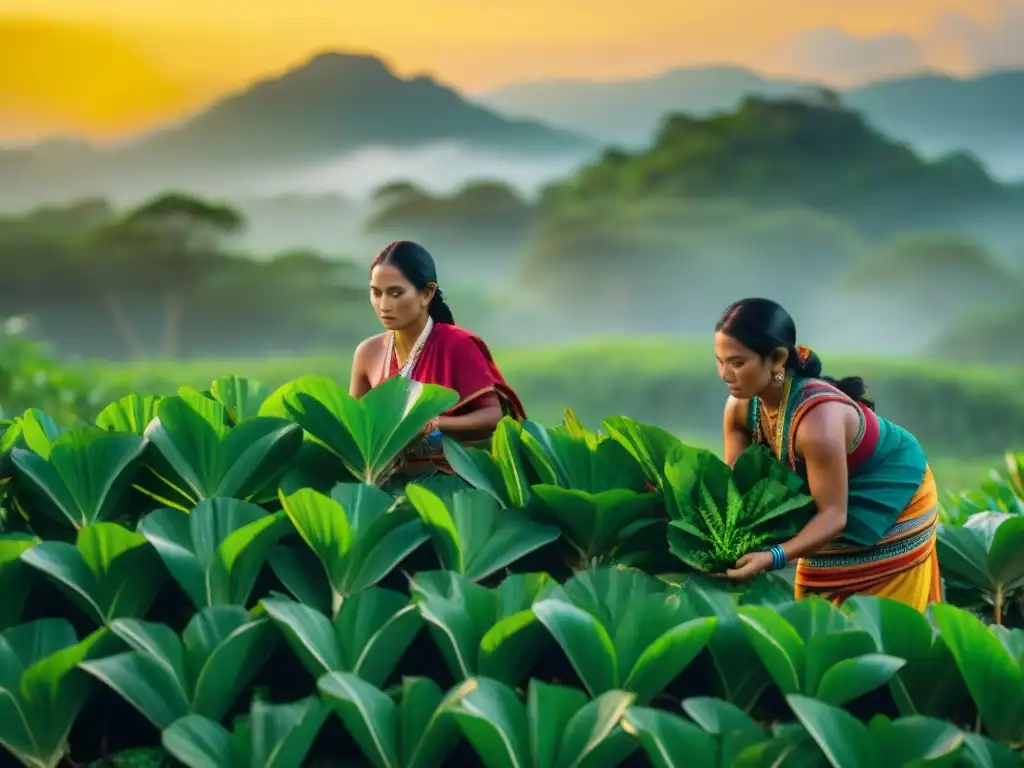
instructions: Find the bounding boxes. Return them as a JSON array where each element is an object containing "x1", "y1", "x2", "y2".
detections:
[
  {"x1": 726, "y1": 402, "x2": 850, "y2": 580},
  {"x1": 723, "y1": 396, "x2": 752, "y2": 467},
  {"x1": 436, "y1": 392, "x2": 503, "y2": 434},
  {"x1": 349, "y1": 339, "x2": 374, "y2": 398}
]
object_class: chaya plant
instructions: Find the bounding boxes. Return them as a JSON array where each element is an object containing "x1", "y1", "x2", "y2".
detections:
[
  {"x1": 9, "y1": 426, "x2": 147, "y2": 537},
  {"x1": 664, "y1": 443, "x2": 812, "y2": 573},
  {"x1": 937, "y1": 511, "x2": 1024, "y2": 626},
  {"x1": 260, "y1": 375, "x2": 458, "y2": 486},
  {"x1": 0, "y1": 619, "x2": 116, "y2": 768},
  {"x1": 162, "y1": 695, "x2": 329, "y2": 768}
]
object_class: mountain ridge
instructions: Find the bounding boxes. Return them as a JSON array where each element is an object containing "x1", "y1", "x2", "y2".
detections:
[
  {"x1": 477, "y1": 65, "x2": 1024, "y2": 179},
  {"x1": 0, "y1": 51, "x2": 592, "y2": 209}
]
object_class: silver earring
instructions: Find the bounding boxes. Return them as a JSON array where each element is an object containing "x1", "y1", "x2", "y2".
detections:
[{"x1": 773, "y1": 371, "x2": 785, "y2": 383}]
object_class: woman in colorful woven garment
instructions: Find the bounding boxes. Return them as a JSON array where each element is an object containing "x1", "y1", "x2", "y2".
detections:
[
  {"x1": 350, "y1": 240, "x2": 526, "y2": 475},
  {"x1": 714, "y1": 297, "x2": 941, "y2": 610}
]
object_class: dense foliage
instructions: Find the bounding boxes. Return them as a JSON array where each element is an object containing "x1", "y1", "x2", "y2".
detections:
[
  {"x1": 0, "y1": 195, "x2": 370, "y2": 360},
  {"x1": 0, "y1": 374, "x2": 1021, "y2": 767}
]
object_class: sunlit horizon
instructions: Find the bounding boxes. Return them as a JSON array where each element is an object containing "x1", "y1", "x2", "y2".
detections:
[{"x1": 2, "y1": 0, "x2": 1022, "y2": 141}]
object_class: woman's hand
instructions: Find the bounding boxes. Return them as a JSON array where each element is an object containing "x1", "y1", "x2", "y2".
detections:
[{"x1": 725, "y1": 551, "x2": 774, "y2": 581}]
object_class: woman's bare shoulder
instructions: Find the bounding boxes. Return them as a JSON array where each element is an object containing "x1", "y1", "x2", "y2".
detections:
[
  {"x1": 725, "y1": 395, "x2": 750, "y2": 429},
  {"x1": 354, "y1": 333, "x2": 387, "y2": 358}
]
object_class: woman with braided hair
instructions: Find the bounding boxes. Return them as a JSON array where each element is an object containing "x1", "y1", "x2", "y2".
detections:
[
  {"x1": 714, "y1": 297, "x2": 942, "y2": 610},
  {"x1": 350, "y1": 240, "x2": 525, "y2": 477}
]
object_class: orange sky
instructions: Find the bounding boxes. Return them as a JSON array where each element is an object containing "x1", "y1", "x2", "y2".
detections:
[{"x1": 0, "y1": 0, "x2": 1018, "y2": 141}]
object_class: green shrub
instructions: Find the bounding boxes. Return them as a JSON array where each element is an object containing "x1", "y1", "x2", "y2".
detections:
[{"x1": 0, "y1": 375, "x2": 1021, "y2": 766}]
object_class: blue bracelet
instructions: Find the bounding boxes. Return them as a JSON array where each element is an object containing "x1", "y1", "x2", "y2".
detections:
[
  {"x1": 769, "y1": 544, "x2": 787, "y2": 570},
  {"x1": 425, "y1": 428, "x2": 442, "y2": 452}
]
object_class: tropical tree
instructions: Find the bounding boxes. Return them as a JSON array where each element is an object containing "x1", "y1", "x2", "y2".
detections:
[{"x1": 116, "y1": 193, "x2": 245, "y2": 357}]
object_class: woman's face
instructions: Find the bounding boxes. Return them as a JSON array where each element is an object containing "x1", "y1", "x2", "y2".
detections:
[
  {"x1": 370, "y1": 264, "x2": 431, "y2": 331},
  {"x1": 714, "y1": 331, "x2": 776, "y2": 400}
]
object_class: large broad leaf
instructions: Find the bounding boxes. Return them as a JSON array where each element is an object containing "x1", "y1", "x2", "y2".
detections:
[
  {"x1": 602, "y1": 416, "x2": 682, "y2": 496},
  {"x1": 786, "y1": 694, "x2": 965, "y2": 768},
  {"x1": 843, "y1": 595, "x2": 963, "y2": 718},
  {"x1": 409, "y1": 570, "x2": 555, "y2": 686},
  {"x1": 162, "y1": 696, "x2": 329, "y2": 768},
  {"x1": 530, "y1": 485, "x2": 661, "y2": 565},
  {"x1": 533, "y1": 567, "x2": 716, "y2": 704},
  {"x1": 95, "y1": 394, "x2": 161, "y2": 435},
  {"x1": 683, "y1": 580, "x2": 774, "y2": 712},
  {"x1": 10, "y1": 409, "x2": 66, "y2": 459},
  {"x1": 405, "y1": 484, "x2": 560, "y2": 581},
  {"x1": 445, "y1": 677, "x2": 637, "y2": 768},
  {"x1": 519, "y1": 419, "x2": 649, "y2": 493},
  {"x1": 260, "y1": 589, "x2": 422, "y2": 688},
  {"x1": 261, "y1": 375, "x2": 458, "y2": 485},
  {"x1": 138, "y1": 498, "x2": 290, "y2": 608},
  {"x1": 0, "y1": 533, "x2": 37, "y2": 629},
  {"x1": 938, "y1": 512, "x2": 1024, "y2": 624},
  {"x1": 738, "y1": 599, "x2": 905, "y2": 707},
  {"x1": 318, "y1": 673, "x2": 460, "y2": 768},
  {"x1": 143, "y1": 395, "x2": 303, "y2": 506},
  {"x1": 208, "y1": 376, "x2": 272, "y2": 424},
  {"x1": 681, "y1": 697, "x2": 772, "y2": 766},
  {"x1": 442, "y1": 418, "x2": 531, "y2": 509},
  {"x1": 623, "y1": 706, "x2": 719, "y2": 768},
  {"x1": 0, "y1": 620, "x2": 117, "y2": 768},
  {"x1": 81, "y1": 606, "x2": 277, "y2": 730},
  {"x1": 20, "y1": 522, "x2": 165, "y2": 624},
  {"x1": 275, "y1": 483, "x2": 427, "y2": 604},
  {"x1": 10, "y1": 427, "x2": 146, "y2": 530},
  {"x1": 930, "y1": 603, "x2": 1024, "y2": 745}
]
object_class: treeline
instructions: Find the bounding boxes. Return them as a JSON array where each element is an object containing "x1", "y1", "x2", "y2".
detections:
[
  {"x1": 365, "y1": 98, "x2": 1024, "y2": 359},
  {"x1": 0, "y1": 194, "x2": 375, "y2": 359}
]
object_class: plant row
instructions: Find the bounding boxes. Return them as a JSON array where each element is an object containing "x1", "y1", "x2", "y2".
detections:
[
  {"x1": 0, "y1": 373, "x2": 1021, "y2": 765},
  {"x1": 3, "y1": 559, "x2": 1022, "y2": 767}
]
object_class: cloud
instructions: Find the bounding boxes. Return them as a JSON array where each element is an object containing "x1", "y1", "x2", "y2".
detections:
[
  {"x1": 930, "y1": 2, "x2": 1024, "y2": 71},
  {"x1": 771, "y1": 27, "x2": 927, "y2": 84}
]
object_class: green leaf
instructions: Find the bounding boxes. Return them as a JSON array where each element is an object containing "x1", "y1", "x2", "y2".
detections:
[
  {"x1": 930, "y1": 603, "x2": 1024, "y2": 744},
  {"x1": 557, "y1": 689, "x2": 637, "y2": 768},
  {"x1": 0, "y1": 533, "x2": 37, "y2": 629},
  {"x1": 531, "y1": 485, "x2": 660, "y2": 562},
  {"x1": 11, "y1": 428, "x2": 146, "y2": 529},
  {"x1": 278, "y1": 483, "x2": 427, "y2": 599},
  {"x1": 249, "y1": 696, "x2": 330, "y2": 768},
  {"x1": 162, "y1": 715, "x2": 233, "y2": 768},
  {"x1": 0, "y1": 620, "x2": 116, "y2": 768},
  {"x1": 623, "y1": 706, "x2": 719, "y2": 768},
  {"x1": 410, "y1": 570, "x2": 553, "y2": 687},
  {"x1": 317, "y1": 671, "x2": 402, "y2": 768},
  {"x1": 737, "y1": 605, "x2": 804, "y2": 695},
  {"x1": 786, "y1": 694, "x2": 873, "y2": 768},
  {"x1": 405, "y1": 484, "x2": 560, "y2": 581},
  {"x1": 144, "y1": 395, "x2": 303, "y2": 504},
  {"x1": 263, "y1": 375, "x2": 458, "y2": 485},
  {"x1": 95, "y1": 394, "x2": 161, "y2": 435},
  {"x1": 534, "y1": 598, "x2": 618, "y2": 698},
  {"x1": 445, "y1": 677, "x2": 532, "y2": 768},
  {"x1": 843, "y1": 595, "x2": 962, "y2": 718},
  {"x1": 83, "y1": 607, "x2": 275, "y2": 730},
  {"x1": 138, "y1": 498, "x2": 290, "y2": 608},
  {"x1": 209, "y1": 376, "x2": 271, "y2": 424},
  {"x1": 20, "y1": 522, "x2": 165, "y2": 624},
  {"x1": 262, "y1": 588, "x2": 421, "y2": 687}
]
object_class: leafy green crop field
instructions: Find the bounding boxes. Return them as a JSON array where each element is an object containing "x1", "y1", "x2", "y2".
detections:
[{"x1": 1, "y1": 368, "x2": 1021, "y2": 766}]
